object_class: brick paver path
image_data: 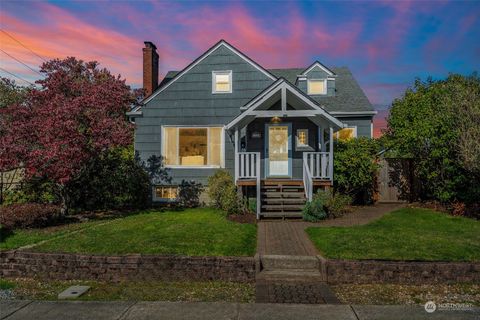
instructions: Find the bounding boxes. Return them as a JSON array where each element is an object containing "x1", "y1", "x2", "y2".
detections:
[
  {"x1": 257, "y1": 203, "x2": 405, "y2": 256},
  {"x1": 255, "y1": 203, "x2": 406, "y2": 304}
]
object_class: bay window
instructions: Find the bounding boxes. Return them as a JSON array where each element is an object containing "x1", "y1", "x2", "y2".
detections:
[{"x1": 162, "y1": 126, "x2": 224, "y2": 167}]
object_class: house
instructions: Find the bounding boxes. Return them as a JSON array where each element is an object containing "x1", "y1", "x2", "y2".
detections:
[{"x1": 129, "y1": 40, "x2": 376, "y2": 218}]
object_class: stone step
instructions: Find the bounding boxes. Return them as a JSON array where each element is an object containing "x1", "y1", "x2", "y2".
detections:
[
  {"x1": 261, "y1": 255, "x2": 319, "y2": 271},
  {"x1": 256, "y1": 269, "x2": 324, "y2": 282}
]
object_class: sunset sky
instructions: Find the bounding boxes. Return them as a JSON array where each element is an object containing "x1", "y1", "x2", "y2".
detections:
[{"x1": 1, "y1": 0, "x2": 479, "y2": 137}]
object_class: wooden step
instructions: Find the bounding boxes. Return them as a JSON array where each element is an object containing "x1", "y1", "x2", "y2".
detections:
[
  {"x1": 262, "y1": 204, "x2": 304, "y2": 211},
  {"x1": 263, "y1": 192, "x2": 305, "y2": 198},
  {"x1": 263, "y1": 198, "x2": 305, "y2": 204},
  {"x1": 261, "y1": 211, "x2": 303, "y2": 218}
]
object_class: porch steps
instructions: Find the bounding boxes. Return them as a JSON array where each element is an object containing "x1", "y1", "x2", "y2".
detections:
[{"x1": 260, "y1": 181, "x2": 306, "y2": 218}]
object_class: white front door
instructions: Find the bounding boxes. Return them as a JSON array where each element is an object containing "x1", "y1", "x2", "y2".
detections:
[{"x1": 266, "y1": 124, "x2": 291, "y2": 177}]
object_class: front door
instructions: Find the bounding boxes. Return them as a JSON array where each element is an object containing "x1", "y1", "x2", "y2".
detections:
[{"x1": 265, "y1": 123, "x2": 292, "y2": 177}]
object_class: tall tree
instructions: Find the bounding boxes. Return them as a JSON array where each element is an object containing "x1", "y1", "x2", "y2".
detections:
[
  {"x1": 0, "y1": 58, "x2": 137, "y2": 213},
  {"x1": 386, "y1": 73, "x2": 480, "y2": 204}
]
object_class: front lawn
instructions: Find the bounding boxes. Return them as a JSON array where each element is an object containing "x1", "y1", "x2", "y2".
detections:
[
  {"x1": 31, "y1": 208, "x2": 256, "y2": 256},
  {"x1": 306, "y1": 208, "x2": 480, "y2": 261},
  {"x1": 0, "y1": 220, "x2": 104, "y2": 251}
]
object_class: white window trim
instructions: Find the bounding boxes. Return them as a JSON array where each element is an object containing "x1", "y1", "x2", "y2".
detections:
[
  {"x1": 153, "y1": 185, "x2": 178, "y2": 202},
  {"x1": 212, "y1": 70, "x2": 232, "y2": 94},
  {"x1": 161, "y1": 125, "x2": 225, "y2": 169},
  {"x1": 296, "y1": 129, "x2": 309, "y2": 148},
  {"x1": 307, "y1": 79, "x2": 327, "y2": 95},
  {"x1": 334, "y1": 126, "x2": 357, "y2": 140}
]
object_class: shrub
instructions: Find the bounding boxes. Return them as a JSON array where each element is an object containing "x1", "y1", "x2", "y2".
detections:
[
  {"x1": 334, "y1": 137, "x2": 380, "y2": 203},
  {"x1": 0, "y1": 203, "x2": 61, "y2": 230},
  {"x1": 303, "y1": 190, "x2": 351, "y2": 221},
  {"x1": 302, "y1": 194, "x2": 327, "y2": 222},
  {"x1": 178, "y1": 180, "x2": 203, "y2": 208},
  {"x1": 67, "y1": 148, "x2": 153, "y2": 211},
  {"x1": 207, "y1": 170, "x2": 242, "y2": 215},
  {"x1": 323, "y1": 190, "x2": 352, "y2": 218}
]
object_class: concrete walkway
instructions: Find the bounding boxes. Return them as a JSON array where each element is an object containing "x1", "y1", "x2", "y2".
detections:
[{"x1": 1, "y1": 300, "x2": 478, "y2": 320}]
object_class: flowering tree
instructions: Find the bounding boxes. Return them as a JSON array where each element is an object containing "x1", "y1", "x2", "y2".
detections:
[{"x1": 0, "y1": 58, "x2": 138, "y2": 213}]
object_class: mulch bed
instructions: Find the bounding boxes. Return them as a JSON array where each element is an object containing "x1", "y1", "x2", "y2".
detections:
[{"x1": 227, "y1": 214, "x2": 257, "y2": 224}]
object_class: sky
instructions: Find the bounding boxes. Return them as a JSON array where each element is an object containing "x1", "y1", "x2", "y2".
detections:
[{"x1": 1, "y1": 0, "x2": 479, "y2": 137}]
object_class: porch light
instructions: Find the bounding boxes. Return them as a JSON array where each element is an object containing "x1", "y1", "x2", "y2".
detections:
[{"x1": 271, "y1": 116, "x2": 282, "y2": 123}]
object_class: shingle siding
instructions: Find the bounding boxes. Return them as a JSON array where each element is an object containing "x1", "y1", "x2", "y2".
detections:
[
  {"x1": 337, "y1": 117, "x2": 373, "y2": 138},
  {"x1": 135, "y1": 43, "x2": 375, "y2": 191},
  {"x1": 135, "y1": 45, "x2": 274, "y2": 185}
]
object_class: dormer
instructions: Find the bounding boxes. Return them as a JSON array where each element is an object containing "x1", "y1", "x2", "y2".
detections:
[{"x1": 296, "y1": 61, "x2": 336, "y2": 97}]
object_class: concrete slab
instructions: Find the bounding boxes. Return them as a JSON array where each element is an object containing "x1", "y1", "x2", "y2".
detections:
[
  {"x1": 0, "y1": 300, "x2": 31, "y2": 319},
  {"x1": 58, "y1": 285, "x2": 90, "y2": 299},
  {"x1": 122, "y1": 301, "x2": 238, "y2": 320},
  {"x1": 4, "y1": 301, "x2": 134, "y2": 320},
  {"x1": 238, "y1": 303, "x2": 357, "y2": 320},
  {"x1": 352, "y1": 305, "x2": 480, "y2": 320}
]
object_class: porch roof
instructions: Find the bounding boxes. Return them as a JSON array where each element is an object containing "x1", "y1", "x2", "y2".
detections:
[{"x1": 225, "y1": 78, "x2": 345, "y2": 131}]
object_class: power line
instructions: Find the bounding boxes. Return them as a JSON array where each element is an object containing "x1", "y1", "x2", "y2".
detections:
[
  {"x1": 0, "y1": 67, "x2": 36, "y2": 86},
  {"x1": 0, "y1": 48, "x2": 43, "y2": 77},
  {"x1": 0, "y1": 29, "x2": 47, "y2": 63}
]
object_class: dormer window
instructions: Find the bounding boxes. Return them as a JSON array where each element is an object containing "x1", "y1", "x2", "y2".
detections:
[
  {"x1": 307, "y1": 79, "x2": 327, "y2": 95},
  {"x1": 212, "y1": 70, "x2": 232, "y2": 93}
]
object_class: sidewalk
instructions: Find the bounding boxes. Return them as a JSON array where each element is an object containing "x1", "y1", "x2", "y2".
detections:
[{"x1": 1, "y1": 300, "x2": 478, "y2": 320}]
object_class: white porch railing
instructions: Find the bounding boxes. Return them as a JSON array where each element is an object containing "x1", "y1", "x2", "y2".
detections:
[
  {"x1": 236, "y1": 152, "x2": 261, "y2": 218},
  {"x1": 303, "y1": 152, "x2": 332, "y2": 201}
]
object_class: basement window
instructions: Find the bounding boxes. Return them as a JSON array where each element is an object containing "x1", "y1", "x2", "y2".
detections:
[
  {"x1": 155, "y1": 186, "x2": 178, "y2": 201},
  {"x1": 212, "y1": 70, "x2": 232, "y2": 93}
]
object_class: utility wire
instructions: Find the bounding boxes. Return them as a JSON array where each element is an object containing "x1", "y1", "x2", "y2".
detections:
[
  {"x1": 0, "y1": 48, "x2": 43, "y2": 76},
  {"x1": 0, "y1": 67, "x2": 36, "y2": 86},
  {"x1": 0, "y1": 29, "x2": 47, "y2": 63}
]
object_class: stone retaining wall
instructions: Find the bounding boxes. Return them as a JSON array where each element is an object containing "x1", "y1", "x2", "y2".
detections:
[
  {"x1": 324, "y1": 259, "x2": 480, "y2": 284},
  {"x1": 0, "y1": 251, "x2": 255, "y2": 282}
]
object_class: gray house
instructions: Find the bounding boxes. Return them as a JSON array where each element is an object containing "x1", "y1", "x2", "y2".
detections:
[{"x1": 129, "y1": 40, "x2": 376, "y2": 218}]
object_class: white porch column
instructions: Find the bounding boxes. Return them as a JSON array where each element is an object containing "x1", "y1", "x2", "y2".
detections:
[
  {"x1": 234, "y1": 128, "x2": 239, "y2": 183},
  {"x1": 329, "y1": 126, "x2": 334, "y2": 183},
  {"x1": 319, "y1": 126, "x2": 325, "y2": 152}
]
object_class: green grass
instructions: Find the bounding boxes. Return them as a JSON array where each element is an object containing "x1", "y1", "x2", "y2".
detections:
[
  {"x1": 31, "y1": 208, "x2": 256, "y2": 256},
  {"x1": 306, "y1": 208, "x2": 480, "y2": 261},
  {"x1": 0, "y1": 278, "x2": 16, "y2": 290},
  {"x1": 4, "y1": 278, "x2": 254, "y2": 302},
  {"x1": 0, "y1": 220, "x2": 104, "y2": 251}
]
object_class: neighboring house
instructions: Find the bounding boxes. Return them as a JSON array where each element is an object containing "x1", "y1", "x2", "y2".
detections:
[{"x1": 129, "y1": 40, "x2": 376, "y2": 218}]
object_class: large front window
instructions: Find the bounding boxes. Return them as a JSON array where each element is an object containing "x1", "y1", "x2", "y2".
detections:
[{"x1": 162, "y1": 127, "x2": 223, "y2": 167}]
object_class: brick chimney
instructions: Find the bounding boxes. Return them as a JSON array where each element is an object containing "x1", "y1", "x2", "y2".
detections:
[{"x1": 143, "y1": 41, "x2": 159, "y2": 97}]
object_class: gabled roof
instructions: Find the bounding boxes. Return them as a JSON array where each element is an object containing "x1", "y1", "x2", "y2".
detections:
[
  {"x1": 225, "y1": 77, "x2": 344, "y2": 130},
  {"x1": 301, "y1": 61, "x2": 336, "y2": 77},
  {"x1": 269, "y1": 67, "x2": 374, "y2": 113},
  {"x1": 142, "y1": 40, "x2": 276, "y2": 105}
]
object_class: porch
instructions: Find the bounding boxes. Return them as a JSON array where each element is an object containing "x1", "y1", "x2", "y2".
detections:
[{"x1": 225, "y1": 78, "x2": 343, "y2": 219}]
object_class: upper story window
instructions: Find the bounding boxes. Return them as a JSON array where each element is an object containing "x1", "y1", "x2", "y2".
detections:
[
  {"x1": 307, "y1": 79, "x2": 327, "y2": 95},
  {"x1": 212, "y1": 70, "x2": 232, "y2": 93}
]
